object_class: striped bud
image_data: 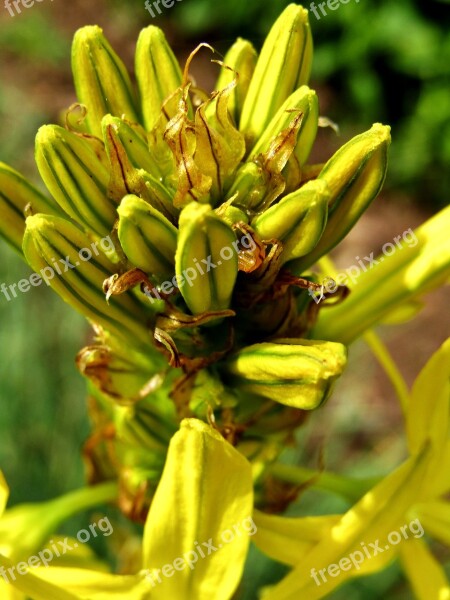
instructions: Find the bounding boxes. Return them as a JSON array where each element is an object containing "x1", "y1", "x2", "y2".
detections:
[
  {"x1": 175, "y1": 203, "x2": 238, "y2": 314},
  {"x1": 101, "y1": 115, "x2": 159, "y2": 178},
  {"x1": 117, "y1": 194, "x2": 177, "y2": 278},
  {"x1": 214, "y1": 38, "x2": 257, "y2": 125},
  {"x1": 117, "y1": 397, "x2": 178, "y2": 453},
  {"x1": 35, "y1": 125, "x2": 116, "y2": 239},
  {"x1": 248, "y1": 86, "x2": 319, "y2": 168},
  {"x1": 23, "y1": 214, "x2": 152, "y2": 352},
  {"x1": 0, "y1": 162, "x2": 61, "y2": 255},
  {"x1": 292, "y1": 123, "x2": 391, "y2": 271},
  {"x1": 239, "y1": 4, "x2": 313, "y2": 146},
  {"x1": 223, "y1": 339, "x2": 347, "y2": 410},
  {"x1": 72, "y1": 26, "x2": 139, "y2": 137},
  {"x1": 135, "y1": 26, "x2": 184, "y2": 131},
  {"x1": 252, "y1": 180, "x2": 329, "y2": 263}
]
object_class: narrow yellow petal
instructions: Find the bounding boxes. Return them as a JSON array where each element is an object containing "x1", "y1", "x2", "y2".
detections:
[
  {"x1": 313, "y1": 205, "x2": 450, "y2": 343},
  {"x1": 407, "y1": 337, "x2": 450, "y2": 456},
  {"x1": 414, "y1": 501, "x2": 450, "y2": 547},
  {"x1": 264, "y1": 448, "x2": 431, "y2": 600},
  {"x1": 399, "y1": 538, "x2": 450, "y2": 600},
  {"x1": 28, "y1": 567, "x2": 148, "y2": 600},
  {"x1": 0, "y1": 554, "x2": 80, "y2": 600},
  {"x1": 253, "y1": 510, "x2": 340, "y2": 566},
  {"x1": 0, "y1": 471, "x2": 8, "y2": 517}
]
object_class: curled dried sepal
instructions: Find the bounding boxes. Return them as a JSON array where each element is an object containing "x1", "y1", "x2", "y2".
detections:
[
  {"x1": 164, "y1": 87, "x2": 212, "y2": 208},
  {"x1": 194, "y1": 80, "x2": 246, "y2": 204}
]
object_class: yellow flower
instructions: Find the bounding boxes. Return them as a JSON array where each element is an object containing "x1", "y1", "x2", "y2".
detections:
[
  {"x1": 1, "y1": 419, "x2": 255, "y2": 600},
  {"x1": 250, "y1": 337, "x2": 450, "y2": 599}
]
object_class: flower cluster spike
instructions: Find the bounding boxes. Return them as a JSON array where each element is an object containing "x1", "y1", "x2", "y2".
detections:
[{"x1": 0, "y1": 4, "x2": 395, "y2": 517}]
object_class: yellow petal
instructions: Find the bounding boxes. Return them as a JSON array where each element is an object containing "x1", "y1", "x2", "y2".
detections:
[
  {"x1": 407, "y1": 338, "x2": 450, "y2": 456},
  {"x1": 28, "y1": 567, "x2": 148, "y2": 600},
  {"x1": 264, "y1": 448, "x2": 431, "y2": 600},
  {"x1": 399, "y1": 538, "x2": 450, "y2": 600},
  {"x1": 142, "y1": 419, "x2": 254, "y2": 600},
  {"x1": 414, "y1": 501, "x2": 450, "y2": 547},
  {"x1": 0, "y1": 578, "x2": 25, "y2": 600},
  {"x1": 313, "y1": 205, "x2": 450, "y2": 344},
  {"x1": 427, "y1": 440, "x2": 450, "y2": 497},
  {"x1": 0, "y1": 554, "x2": 80, "y2": 600},
  {"x1": 252, "y1": 510, "x2": 340, "y2": 566},
  {"x1": 0, "y1": 471, "x2": 8, "y2": 517}
]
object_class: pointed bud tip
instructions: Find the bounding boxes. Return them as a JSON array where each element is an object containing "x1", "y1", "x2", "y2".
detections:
[
  {"x1": 73, "y1": 25, "x2": 104, "y2": 44},
  {"x1": 371, "y1": 123, "x2": 391, "y2": 142}
]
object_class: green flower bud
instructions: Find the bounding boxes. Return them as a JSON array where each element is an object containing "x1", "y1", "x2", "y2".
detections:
[
  {"x1": 214, "y1": 38, "x2": 257, "y2": 125},
  {"x1": 225, "y1": 161, "x2": 268, "y2": 211},
  {"x1": 248, "y1": 86, "x2": 319, "y2": 168},
  {"x1": 0, "y1": 162, "x2": 61, "y2": 255},
  {"x1": 117, "y1": 194, "x2": 177, "y2": 278},
  {"x1": 101, "y1": 116, "x2": 177, "y2": 222},
  {"x1": 215, "y1": 203, "x2": 249, "y2": 227},
  {"x1": 175, "y1": 203, "x2": 238, "y2": 314},
  {"x1": 223, "y1": 339, "x2": 347, "y2": 410},
  {"x1": 116, "y1": 397, "x2": 178, "y2": 453},
  {"x1": 35, "y1": 125, "x2": 116, "y2": 239},
  {"x1": 135, "y1": 26, "x2": 184, "y2": 131},
  {"x1": 101, "y1": 115, "x2": 158, "y2": 177},
  {"x1": 23, "y1": 214, "x2": 152, "y2": 352},
  {"x1": 77, "y1": 342, "x2": 166, "y2": 404},
  {"x1": 252, "y1": 179, "x2": 329, "y2": 263},
  {"x1": 72, "y1": 25, "x2": 139, "y2": 137},
  {"x1": 292, "y1": 123, "x2": 391, "y2": 271},
  {"x1": 239, "y1": 4, "x2": 313, "y2": 146}
]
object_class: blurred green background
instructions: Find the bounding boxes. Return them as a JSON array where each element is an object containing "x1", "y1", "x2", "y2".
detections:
[{"x1": 0, "y1": 0, "x2": 449, "y2": 596}]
